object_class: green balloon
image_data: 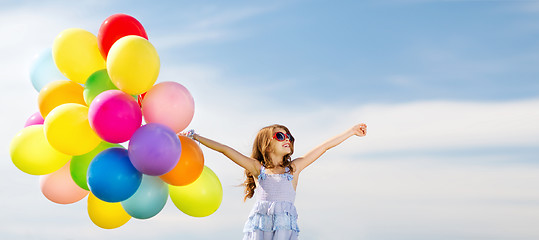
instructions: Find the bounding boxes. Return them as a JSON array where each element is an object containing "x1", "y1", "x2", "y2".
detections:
[
  {"x1": 70, "y1": 141, "x2": 123, "y2": 190},
  {"x1": 83, "y1": 69, "x2": 118, "y2": 105}
]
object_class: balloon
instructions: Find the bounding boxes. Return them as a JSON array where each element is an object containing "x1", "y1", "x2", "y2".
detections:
[
  {"x1": 29, "y1": 48, "x2": 67, "y2": 92},
  {"x1": 97, "y1": 13, "x2": 148, "y2": 58},
  {"x1": 40, "y1": 162, "x2": 89, "y2": 204},
  {"x1": 107, "y1": 35, "x2": 160, "y2": 95},
  {"x1": 88, "y1": 193, "x2": 131, "y2": 229},
  {"x1": 87, "y1": 148, "x2": 142, "y2": 202},
  {"x1": 121, "y1": 175, "x2": 168, "y2": 219},
  {"x1": 137, "y1": 92, "x2": 146, "y2": 108},
  {"x1": 128, "y1": 123, "x2": 181, "y2": 176},
  {"x1": 169, "y1": 166, "x2": 223, "y2": 217},
  {"x1": 10, "y1": 125, "x2": 70, "y2": 175},
  {"x1": 52, "y1": 28, "x2": 105, "y2": 84},
  {"x1": 142, "y1": 81, "x2": 195, "y2": 133},
  {"x1": 88, "y1": 90, "x2": 142, "y2": 143},
  {"x1": 83, "y1": 69, "x2": 118, "y2": 105},
  {"x1": 38, "y1": 80, "x2": 86, "y2": 118},
  {"x1": 70, "y1": 141, "x2": 123, "y2": 191},
  {"x1": 160, "y1": 136, "x2": 204, "y2": 186},
  {"x1": 24, "y1": 112, "x2": 44, "y2": 127},
  {"x1": 44, "y1": 103, "x2": 101, "y2": 156}
]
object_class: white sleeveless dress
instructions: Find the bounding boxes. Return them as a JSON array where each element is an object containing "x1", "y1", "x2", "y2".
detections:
[{"x1": 242, "y1": 166, "x2": 299, "y2": 240}]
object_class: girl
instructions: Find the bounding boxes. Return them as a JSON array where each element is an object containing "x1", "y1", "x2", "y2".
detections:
[{"x1": 187, "y1": 123, "x2": 367, "y2": 239}]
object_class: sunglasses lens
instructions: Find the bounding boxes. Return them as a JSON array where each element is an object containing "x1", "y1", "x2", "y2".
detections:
[
  {"x1": 276, "y1": 132, "x2": 286, "y2": 141},
  {"x1": 288, "y1": 134, "x2": 294, "y2": 142}
]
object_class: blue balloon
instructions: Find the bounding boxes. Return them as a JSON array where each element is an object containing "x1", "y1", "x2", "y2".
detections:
[
  {"x1": 121, "y1": 175, "x2": 168, "y2": 219},
  {"x1": 88, "y1": 148, "x2": 142, "y2": 203},
  {"x1": 30, "y1": 48, "x2": 67, "y2": 92}
]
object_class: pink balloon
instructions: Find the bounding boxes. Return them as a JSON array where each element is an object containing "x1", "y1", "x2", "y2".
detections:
[
  {"x1": 88, "y1": 90, "x2": 142, "y2": 143},
  {"x1": 142, "y1": 82, "x2": 194, "y2": 133},
  {"x1": 24, "y1": 112, "x2": 44, "y2": 127},
  {"x1": 40, "y1": 162, "x2": 89, "y2": 204}
]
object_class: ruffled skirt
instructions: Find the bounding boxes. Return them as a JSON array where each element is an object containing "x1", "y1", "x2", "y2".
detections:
[{"x1": 243, "y1": 201, "x2": 299, "y2": 240}]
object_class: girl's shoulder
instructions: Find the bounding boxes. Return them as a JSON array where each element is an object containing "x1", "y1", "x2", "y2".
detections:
[{"x1": 254, "y1": 162, "x2": 263, "y2": 175}]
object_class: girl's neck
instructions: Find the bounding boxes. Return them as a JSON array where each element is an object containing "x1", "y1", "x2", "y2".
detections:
[{"x1": 268, "y1": 152, "x2": 284, "y2": 168}]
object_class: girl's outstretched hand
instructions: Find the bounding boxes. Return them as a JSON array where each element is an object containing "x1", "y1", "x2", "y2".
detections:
[
  {"x1": 177, "y1": 129, "x2": 196, "y2": 140},
  {"x1": 352, "y1": 123, "x2": 367, "y2": 137}
]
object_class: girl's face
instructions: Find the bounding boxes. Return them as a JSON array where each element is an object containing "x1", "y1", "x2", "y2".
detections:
[{"x1": 270, "y1": 128, "x2": 293, "y2": 155}]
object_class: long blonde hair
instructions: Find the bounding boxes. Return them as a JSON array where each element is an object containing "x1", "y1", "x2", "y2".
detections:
[{"x1": 243, "y1": 124, "x2": 295, "y2": 201}]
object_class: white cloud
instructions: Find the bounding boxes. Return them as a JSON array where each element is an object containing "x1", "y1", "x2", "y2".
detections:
[
  {"x1": 350, "y1": 99, "x2": 539, "y2": 153},
  {"x1": 296, "y1": 155, "x2": 539, "y2": 239},
  {"x1": 188, "y1": 5, "x2": 278, "y2": 30},
  {"x1": 188, "y1": 83, "x2": 539, "y2": 157},
  {"x1": 513, "y1": 1, "x2": 539, "y2": 13},
  {"x1": 153, "y1": 30, "x2": 232, "y2": 50},
  {"x1": 151, "y1": 4, "x2": 279, "y2": 50}
]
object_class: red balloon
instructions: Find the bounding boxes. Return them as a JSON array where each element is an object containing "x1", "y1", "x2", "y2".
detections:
[
  {"x1": 97, "y1": 13, "x2": 148, "y2": 58},
  {"x1": 137, "y1": 92, "x2": 147, "y2": 108}
]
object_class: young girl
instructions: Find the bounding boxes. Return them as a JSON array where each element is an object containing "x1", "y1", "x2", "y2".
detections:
[{"x1": 188, "y1": 123, "x2": 367, "y2": 239}]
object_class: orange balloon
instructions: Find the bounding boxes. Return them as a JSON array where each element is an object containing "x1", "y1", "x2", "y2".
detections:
[
  {"x1": 160, "y1": 136, "x2": 204, "y2": 186},
  {"x1": 38, "y1": 80, "x2": 86, "y2": 118}
]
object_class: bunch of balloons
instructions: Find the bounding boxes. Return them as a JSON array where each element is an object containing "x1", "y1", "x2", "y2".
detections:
[{"x1": 10, "y1": 13, "x2": 223, "y2": 229}]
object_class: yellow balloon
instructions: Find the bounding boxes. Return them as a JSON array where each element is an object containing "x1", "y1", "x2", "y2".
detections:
[
  {"x1": 169, "y1": 166, "x2": 223, "y2": 217},
  {"x1": 107, "y1": 35, "x2": 160, "y2": 95},
  {"x1": 53, "y1": 28, "x2": 105, "y2": 84},
  {"x1": 38, "y1": 80, "x2": 86, "y2": 118},
  {"x1": 87, "y1": 193, "x2": 131, "y2": 229},
  {"x1": 10, "y1": 125, "x2": 70, "y2": 175},
  {"x1": 44, "y1": 103, "x2": 101, "y2": 156}
]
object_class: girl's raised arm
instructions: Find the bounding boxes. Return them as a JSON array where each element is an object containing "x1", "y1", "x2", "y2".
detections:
[
  {"x1": 293, "y1": 123, "x2": 366, "y2": 173},
  {"x1": 192, "y1": 134, "x2": 261, "y2": 175}
]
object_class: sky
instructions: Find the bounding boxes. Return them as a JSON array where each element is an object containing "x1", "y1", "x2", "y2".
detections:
[{"x1": 1, "y1": 0, "x2": 539, "y2": 239}]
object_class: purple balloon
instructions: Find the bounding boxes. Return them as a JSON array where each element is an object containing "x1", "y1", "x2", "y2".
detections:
[
  {"x1": 24, "y1": 112, "x2": 44, "y2": 127},
  {"x1": 128, "y1": 123, "x2": 182, "y2": 176}
]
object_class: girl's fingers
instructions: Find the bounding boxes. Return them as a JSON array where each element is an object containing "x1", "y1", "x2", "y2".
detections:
[{"x1": 353, "y1": 123, "x2": 367, "y2": 136}]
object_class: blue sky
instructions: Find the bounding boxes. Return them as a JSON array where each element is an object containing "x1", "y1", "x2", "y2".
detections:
[
  {"x1": 152, "y1": 0, "x2": 539, "y2": 103},
  {"x1": 1, "y1": 0, "x2": 539, "y2": 240}
]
